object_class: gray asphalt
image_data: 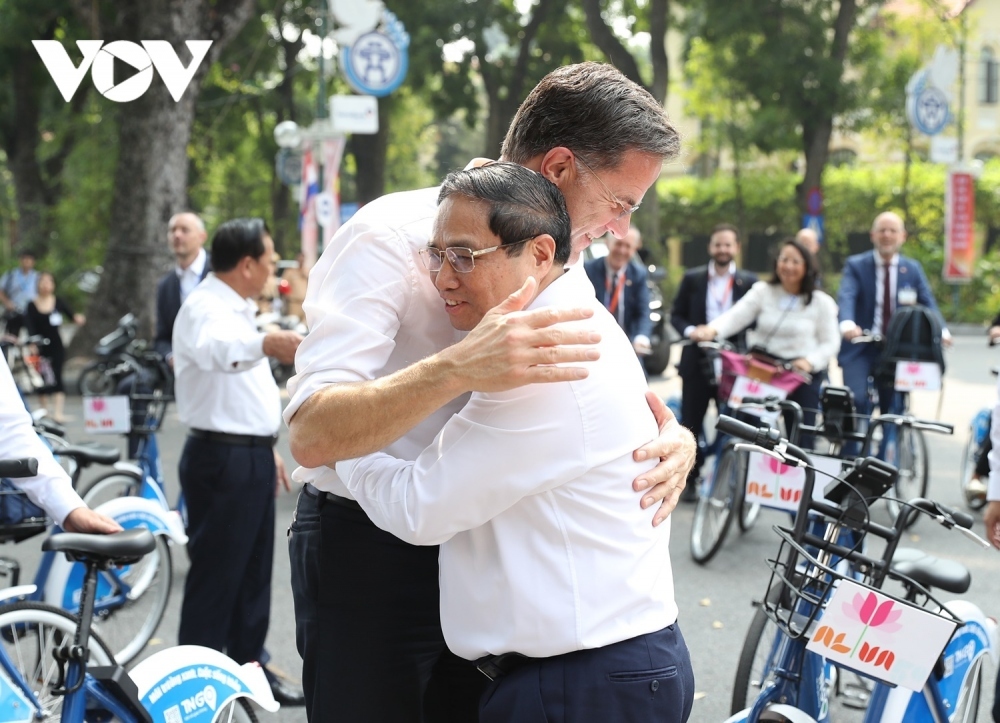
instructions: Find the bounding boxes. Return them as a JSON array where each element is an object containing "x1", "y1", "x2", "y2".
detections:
[{"x1": 7, "y1": 333, "x2": 999, "y2": 722}]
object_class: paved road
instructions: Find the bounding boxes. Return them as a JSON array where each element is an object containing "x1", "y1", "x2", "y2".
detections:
[{"x1": 8, "y1": 333, "x2": 1000, "y2": 722}]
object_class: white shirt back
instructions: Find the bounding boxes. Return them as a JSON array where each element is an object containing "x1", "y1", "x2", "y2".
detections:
[
  {"x1": 337, "y1": 270, "x2": 676, "y2": 660},
  {"x1": 173, "y1": 275, "x2": 280, "y2": 436}
]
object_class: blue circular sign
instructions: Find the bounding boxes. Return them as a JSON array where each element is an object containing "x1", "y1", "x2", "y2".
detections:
[
  {"x1": 341, "y1": 31, "x2": 408, "y2": 98},
  {"x1": 906, "y1": 71, "x2": 951, "y2": 136}
]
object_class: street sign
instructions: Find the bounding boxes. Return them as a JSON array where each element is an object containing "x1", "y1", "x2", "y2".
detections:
[
  {"x1": 802, "y1": 214, "x2": 824, "y2": 245},
  {"x1": 339, "y1": 10, "x2": 409, "y2": 98},
  {"x1": 943, "y1": 169, "x2": 975, "y2": 283},
  {"x1": 906, "y1": 69, "x2": 951, "y2": 136},
  {"x1": 330, "y1": 94, "x2": 379, "y2": 134}
]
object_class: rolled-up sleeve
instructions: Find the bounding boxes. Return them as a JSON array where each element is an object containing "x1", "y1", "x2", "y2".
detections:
[
  {"x1": 0, "y1": 364, "x2": 85, "y2": 525},
  {"x1": 176, "y1": 302, "x2": 267, "y2": 373},
  {"x1": 284, "y1": 220, "x2": 416, "y2": 424}
]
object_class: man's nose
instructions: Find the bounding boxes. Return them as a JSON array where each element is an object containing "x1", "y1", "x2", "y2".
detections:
[
  {"x1": 606, "y1": 215, "x2": 631, "y2": 239},
  {"x1": 433, "y1": 261, "x2": 459, "y2": 290}
]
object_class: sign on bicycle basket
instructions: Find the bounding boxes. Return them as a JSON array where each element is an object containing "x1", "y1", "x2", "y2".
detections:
[
  {"x1": 807, "y1": 579, "x2": 957, "y2": 690},
  {"x1": 745, "y1": 453, "x2": 842, "y2": 511},
  {"x1": 728, "y1": 376, "x2": 784, "y2": 424},
  {"x1": 83, "y1": 395, "x2": 131, "y2": 434},
  {"x1": 894, "y1": 361, "x2": 942, "y2": 392}
]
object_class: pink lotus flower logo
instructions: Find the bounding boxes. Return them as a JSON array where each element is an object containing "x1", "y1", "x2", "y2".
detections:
[
  {"x1": 90, "y1": 398, "x2": 106, "y2": 412},
  {"x1": 844, "y1": 591, "x2": 902, "y2": 659},
  {"x1": 764, "y1": 457, "x2": 795, "y2": 476}
]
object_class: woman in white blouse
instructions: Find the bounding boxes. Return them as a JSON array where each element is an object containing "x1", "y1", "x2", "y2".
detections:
[{"x1": 690, "y1": 238, "x2": 840, "y2": 435}]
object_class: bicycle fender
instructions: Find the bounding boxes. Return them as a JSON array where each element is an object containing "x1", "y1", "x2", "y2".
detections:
[
  {"x1": 44, "y1": 498, "x2": 187, "y2": 610},
  {"x1": 757, "y1": 704, "x2": 820, "y2": 722},
  {"x1": 0, "y1": 584, "x2": 36, "y2": 604},
  {"x1": 112, "y1": 461, "x2": 143, "y2": 477},
  {"x1": 130, "y1": 645, "x2": 280, "y2": 717}
]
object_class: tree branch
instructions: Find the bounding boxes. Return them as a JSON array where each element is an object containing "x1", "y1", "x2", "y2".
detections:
[
  {"x1": 579, "y1": 0, "x2": 646, "y2": 90},
  {"x1": 648, "y1": 0, "x2": 669, "y2": 104}
]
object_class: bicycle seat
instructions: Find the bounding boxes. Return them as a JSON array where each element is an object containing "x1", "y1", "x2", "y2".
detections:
[
  {"x1": 42, "y1": 528, "x2": 155, "y2": 566},
  {"x1": 890, "y1": 547, "x2": 971, "y2": 594},
  {"x1": 54, "y1": 443, "x2": 120, "y2": 467}
]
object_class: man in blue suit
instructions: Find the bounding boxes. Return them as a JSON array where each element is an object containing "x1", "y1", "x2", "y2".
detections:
[
  {"x1": 155, "y1": 212, "x2": 210, "y2": 363},
  {"x1": 837, "y1": 211, "x2": 950, "y2": 417},
  {"x1": 585, "y1": 227, "x2": 652, "y2": 357}
]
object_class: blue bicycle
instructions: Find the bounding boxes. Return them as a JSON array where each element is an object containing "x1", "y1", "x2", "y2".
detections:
[{"x1": 721, "y1": 415, "x2": 995, "y2": 723}]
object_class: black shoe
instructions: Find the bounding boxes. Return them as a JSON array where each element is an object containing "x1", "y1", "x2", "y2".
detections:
[
  {"x1": 679, "y1": 480, "x2": 700, "y2": 503},
  {"x1": 264, "y1": 667, "x2": 305, "y2": 707}
]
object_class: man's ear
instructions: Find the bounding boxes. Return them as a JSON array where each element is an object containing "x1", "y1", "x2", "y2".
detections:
[
  {"x1": 537, "y1": 147, "x2": 575, "y2": 187},
  {"x1": 531, "y1": 234, "x2": 557, "y2": 269}
]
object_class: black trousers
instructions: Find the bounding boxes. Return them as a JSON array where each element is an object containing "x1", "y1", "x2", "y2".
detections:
[
  {"x1": 480, "y1": 624, "x2": 694, "y2": 723},
  {"x1": 288, "y1": 488, "x2": 486, "y2": 722},
  {"x1": 177, "y1": 436, "x2": 275, "y2": 665},
  {"x1": 679, "y1": 369, "x2": 715, "y2": 481}
]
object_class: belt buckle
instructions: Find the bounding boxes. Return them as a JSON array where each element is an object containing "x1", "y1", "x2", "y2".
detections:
[{"x1": 475, "y1": 657, "x2": 503, "y2": 682}]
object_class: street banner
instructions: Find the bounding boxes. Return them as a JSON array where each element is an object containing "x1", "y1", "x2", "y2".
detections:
[
  {"x1": 321, "y1": 137, "x2": 348, "y2": 257},
  {"x1": 943, "y1": 169, "x2": 975, "y2": 282},
  {"x1": 299, "y1": 147, "x2": 319, "y2": 269}
]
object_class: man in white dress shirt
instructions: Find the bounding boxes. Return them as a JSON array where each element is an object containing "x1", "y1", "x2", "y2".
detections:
[
  {"x1": 0, "y1": 360, "x2": 121, "y2": 534},
  {"x1": 172, "y1": 218, "x2": 304, "y2": 705},
  {"x1": 285, "y1": 62, "x2": 695, "y2": 722},
  {"x1": 338, "y1": 163, "x2": 692, "y2": 723}
]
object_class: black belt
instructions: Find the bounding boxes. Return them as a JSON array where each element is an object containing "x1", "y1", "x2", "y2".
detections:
[
  {"x1": 189, "y1": 428, "x2": 278, "y2": 447},
  {"x1": 475, "y1": 652, "x2": 534, "y2": 682},
  {"x1": 303, "y1": 483, "x2": 363, "y2": 511}
]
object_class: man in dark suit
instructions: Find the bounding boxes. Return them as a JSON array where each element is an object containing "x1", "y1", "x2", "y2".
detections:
[
  {"x1": 837, "y1": 211, "x2": 950, "y2": 418},
  {"x1": 671, "y1": 224, "x2": 757, "y2": 497},
  {"x1": 155, "y1": 212, "x2": 210, "y2": 363},
  {"x1": 584, "y1": 227, "x2": 652, "y2": 356}
]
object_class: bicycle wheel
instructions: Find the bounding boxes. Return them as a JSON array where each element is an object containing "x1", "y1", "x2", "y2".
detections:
[
  {"x1": 731, "y1": 599, "x2": 781, "y2": 714},
  {"x1": 884, "y1": 427, "x2": 929, "y2": 527},
  {"x1": 91, "y1": 533, "x2": 172, "y2": 665},
  {"x1": 690, "y1": 443, "x2": 741, "y2": 564},
  {"x1": 77, "y1": 360, "x2": 118, "y2": 396},
  {"x1": 0, "y1": 601, "x2": 114, "y2": 718},
  {"x1": 81, "y1": 470, "x2": 144, "y2": 509},
  {"x1": 224, "y1": 698, "x2": 259, "y2": 723}
]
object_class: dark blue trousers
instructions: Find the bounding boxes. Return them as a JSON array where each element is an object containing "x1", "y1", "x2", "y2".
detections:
[
  {"x1": 480, "y1": 624, "x2": 694, "y2": 723},
  {"x1": 288, "y1": 489, "x2": 486, "y2": 722},
  {"x1": 177, "y1": 436, "x2": 275, "y2": 665}
]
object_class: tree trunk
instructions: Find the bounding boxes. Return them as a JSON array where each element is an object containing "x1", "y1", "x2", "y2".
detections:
[
  {"x1": 351, "y1": 96, "x2": 391, "y2": 204},
  {"x1": 70, "y1": 0, "x2": 255, "y2": 354},
  {"x1": 798, "y1": 120, "x2": 833, "y2": 215}
]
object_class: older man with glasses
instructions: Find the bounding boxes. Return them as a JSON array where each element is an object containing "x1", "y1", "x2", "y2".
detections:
[
  {"x1": 338, "y1": 162, "x2": 693, "y2": 723},
  {"x1": 285, "y1": 62, "x2": 695, "y2": 723}
]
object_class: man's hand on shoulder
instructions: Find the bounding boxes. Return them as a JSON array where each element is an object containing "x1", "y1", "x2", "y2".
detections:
[
  {"x1": 63, "y1": 507, "x2": 123, "y2": 535},
  {"x1": 439, "y1": 277, "x2": 601, "y2": 394},
  {"x1": 263, "y1": 331, "x2": 304, "y2": 365},
  {"x1": 632, "y1": 392, "x2": 696, "y2": 526}
]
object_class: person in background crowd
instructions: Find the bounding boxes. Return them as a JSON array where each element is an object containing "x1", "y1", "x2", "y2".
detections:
[
  {"x1": 0, "y1": 249, "x2": 39, "y2": 338},
  {"x1": 156, "y1": 212, "x2": 210, "y2": 364},
  {"x1": 256, "y1": 251, "x2": 281, "y2": 315},
  {"x1": 982, "y1": 374, "x2": 1000, "y2": 723},
  {"x1": 285, "y1": 62, "x2": 695, "y2": 723},
  {"x1": 837, "y1": 211, "x2": 951, "y2": 419},
  {"x1": 584, "y1": 227, "x2": 652, "y2": 358},
  {"x1": 671, "y1": 224, "x2": 757, "y2": 500},
  {"x1": 691, "y1": 237, "x2": 840, "y2": 445},
  {"x1": 965, "y1": 310, "x2": 1000, "y2": 504},
  {"x1": 24, "y1": 272, "x2": 85, "y2": 423},
  {"x1": 172, "y1": 217, "x2": 304, "y2": 707},
  {"x1": 283, "y1": 252, "x2": 310, "y2": 322}
]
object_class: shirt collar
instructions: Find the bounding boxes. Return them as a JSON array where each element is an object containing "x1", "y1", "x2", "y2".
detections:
[
  {"x1": 604, "y1": 258, "x2": 627, "y2": 277},
  {"x1": 176, "y1": 248, "x2": 207, "y2": 277},
  {"x1": 201, "y1": 274, "x2": 258, "y2": 314},
  {"x1": 873, "y1": 250, "x2": 899, "y2": 267},
  {"x1": 708, "y1": 261, "x2": 735, "y2": 279}
]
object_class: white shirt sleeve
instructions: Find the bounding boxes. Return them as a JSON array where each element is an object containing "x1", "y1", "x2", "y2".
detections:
[
  {"x1": 284, "y1": 220, "x2": 416, "y2": 424},
  {"x1": 175, "y1": 300, "x2": 266, "y2": 373},
  {"x1": 805, "y1": 293, "x2": 842, "y2": 371},
  {"x1": 988, "y1": 375, "x2": 1000, "y2": 502},
  {"x1": 336, "y1": 382, "x2": 588, "y2": 546},
  {"x1": 709, "y1": 281, "x2": 765, "y2": 341},
  {"x1": 0, "y1": 363, "x2": 85, "y2": 524}
]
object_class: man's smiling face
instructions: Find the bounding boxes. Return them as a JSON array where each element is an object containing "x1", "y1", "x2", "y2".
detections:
[{"x1": 427, "y1": 195, "x2": 539, "y2": 331}]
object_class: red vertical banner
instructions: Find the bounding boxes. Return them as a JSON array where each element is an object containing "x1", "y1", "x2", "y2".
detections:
[
  {"x1": 943, "y1": 169, "x2": 975, "y2": 283},
  {"x1": 299, "y1": 146, "x2": 319, "y2": 270}
]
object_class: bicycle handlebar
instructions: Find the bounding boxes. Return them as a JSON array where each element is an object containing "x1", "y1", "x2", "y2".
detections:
[
  {"x1": 716, "y1": 415, "x2": 783, "y2": 450},
  {"x1": 874, "y1": 414, "x2": 953, "y2": 436},
  {"x1": 0, "y1": 458, "x2": 38, "y2": 478}
]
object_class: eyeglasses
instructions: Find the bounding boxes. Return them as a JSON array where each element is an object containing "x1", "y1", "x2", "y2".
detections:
[
  {"x1": 418, "y1": 237, "x2": 536, "y2": 274},
  {"x1": 574, "y1": 155, "x2": 641, "y2": 222}
]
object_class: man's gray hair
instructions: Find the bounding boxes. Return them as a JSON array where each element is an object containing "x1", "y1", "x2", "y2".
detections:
[{"x1": 501, "y1": 62, "x2": 680, "y2": 171}]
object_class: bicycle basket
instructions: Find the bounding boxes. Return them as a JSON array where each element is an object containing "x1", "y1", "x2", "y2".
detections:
[{"x1": 0, "y1": 479, "x2": 50, "y2": 542}]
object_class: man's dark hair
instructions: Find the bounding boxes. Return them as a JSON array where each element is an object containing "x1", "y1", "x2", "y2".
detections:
[
  {"x1": 501, "y1": 62, "x2": 680, "y2": 171},
  {"x1": 710, "y1": 223, "x2": 741, "y2": 244},
  {"x1": 769, "y1": 237, "x2": 818, "y2": 305},
  {"x1": 210, "y1": 218, "x2": 266, "y2": 273},
  {"x1": 438, "y1": 163, "x2": 572, "y2": 264}
]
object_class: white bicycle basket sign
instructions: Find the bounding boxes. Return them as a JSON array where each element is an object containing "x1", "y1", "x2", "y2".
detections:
[
  {"x1": 807, "y1": 579, "x2": 957, "y2": 691},
  {"x1": 728, "y1": 376, "x2": 785, "y2": 424},
  {"x1": 894, "y1": 361, "x2": 941, "y2": 392},
  {"x1": 83, "y1": 395, "x2": 131, "y2": 434}
]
